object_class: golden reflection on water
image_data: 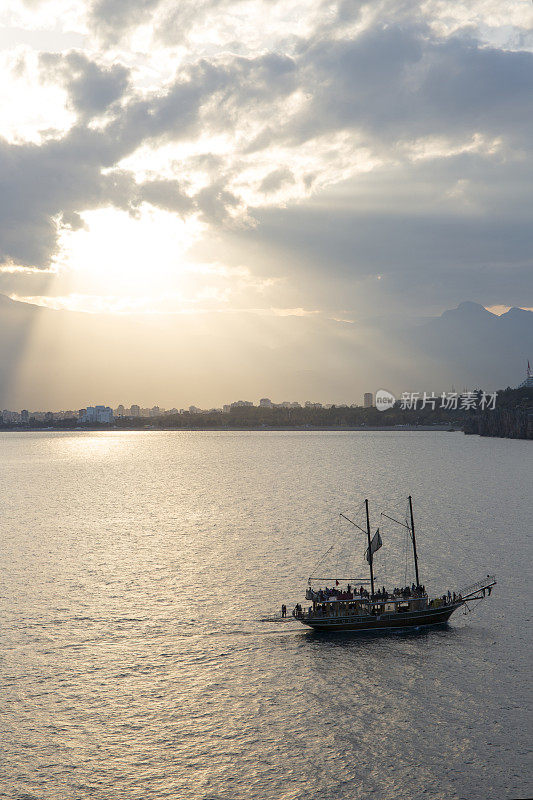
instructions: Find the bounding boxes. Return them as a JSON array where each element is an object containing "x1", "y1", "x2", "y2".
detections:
[{"x1": 0, "y1": 430, "x2": 531, "y2": 800}]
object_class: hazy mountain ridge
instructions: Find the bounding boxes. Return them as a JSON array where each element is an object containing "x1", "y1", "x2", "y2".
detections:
[
  {"x1": 0, "y1": 295, "x2": 531, "y2": 407},
  {"x1": 407, "y1": 301, "x2": 532, "y2": 390}
]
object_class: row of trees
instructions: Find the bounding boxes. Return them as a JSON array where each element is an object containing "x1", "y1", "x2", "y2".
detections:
[
  {"x1": 462, "y1": 387, "x2": 533, "y2": 439},
  {"x1": 115, "y1": 402, "x2": 467, "y2": 429}
]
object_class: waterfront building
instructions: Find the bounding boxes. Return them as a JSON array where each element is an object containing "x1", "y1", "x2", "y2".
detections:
[
  {"x1": 364, "y1": 392, "x2": 373, "y2": 408},
  {"x1": 2, "y1": 410, "x2": 21, "y2": 424},
  {"x1": 82, "y1": 406, "x2": 114, "y2": 424}
]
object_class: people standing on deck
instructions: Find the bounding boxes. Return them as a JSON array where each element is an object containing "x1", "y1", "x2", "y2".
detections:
[{"x1": 281, "y1": 604, "x2": 287, "y2": 617}]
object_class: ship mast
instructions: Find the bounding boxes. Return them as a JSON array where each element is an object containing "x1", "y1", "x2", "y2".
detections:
[
  {"x1": 339, "y1": 501, "x2": 376, "y2": 596},
  {"x1": 408, "y1": 495, "x2": 420, "y2": 588},
  {"x1": 365, "y1": 498, "x2": 375, "y2": 597}
]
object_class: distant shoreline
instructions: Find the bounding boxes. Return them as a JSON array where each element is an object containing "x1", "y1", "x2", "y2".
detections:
[{"x1": 1, "y1": 424, "x2": 457, "y2": 433}]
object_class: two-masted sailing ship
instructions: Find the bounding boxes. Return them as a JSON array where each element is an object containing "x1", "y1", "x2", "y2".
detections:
[{"x1": 291, "y1": 496, "x2": 496, "y2": 633}]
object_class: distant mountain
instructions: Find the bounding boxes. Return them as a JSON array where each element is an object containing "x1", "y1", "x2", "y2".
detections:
[
  {"x1": 405, "y1": 302, "x2": 533, "y2": 390},
  {"x1": 0, "y1": 293, "x2": 531, "y2": 406}
]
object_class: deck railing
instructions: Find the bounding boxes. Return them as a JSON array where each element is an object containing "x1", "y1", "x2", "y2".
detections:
[{"x1": 458, "y1": 575, "x2": 496, "y2": 596}]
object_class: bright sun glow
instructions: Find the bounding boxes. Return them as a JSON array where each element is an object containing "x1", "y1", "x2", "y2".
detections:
[
  {"x1": 12, "y1": 205, "x2": 274, "y2": 313},
  {"x1": 57, "y1": 206, "x2": 203, "y2": 293}
]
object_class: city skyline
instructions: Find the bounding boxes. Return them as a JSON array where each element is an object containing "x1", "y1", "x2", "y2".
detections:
[
  {"x1": 3, "y1": 369, "x2": 530, "y2": 422},
  {"x1": 2, "y1": 398, "x2": 362, "y2": 420}
]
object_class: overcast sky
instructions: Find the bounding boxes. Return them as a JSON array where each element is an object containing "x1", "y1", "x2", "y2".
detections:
[{"x1": 0, "y1": 1, "x2": 532, "y2": 407}]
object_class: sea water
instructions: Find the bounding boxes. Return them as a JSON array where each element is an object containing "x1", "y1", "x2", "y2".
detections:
[{"x1": 0, "y1": 430, "x2": 531, "y2": 800}]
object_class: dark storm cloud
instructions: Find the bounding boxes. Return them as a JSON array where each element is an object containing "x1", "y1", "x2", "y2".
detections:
[{"x1": 39, "y1": 51, "x2": 131, "y2": 118}]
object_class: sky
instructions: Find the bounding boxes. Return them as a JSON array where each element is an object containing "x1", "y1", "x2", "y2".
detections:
[{"x1": 0, "y1": 0, "x2": 532, "y2": 408}]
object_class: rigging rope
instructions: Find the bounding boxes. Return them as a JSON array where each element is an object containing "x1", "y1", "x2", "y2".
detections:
[
  {"x1": 463, "y1": 598, "x2": 484, "y2": 616},
  {"x1": 308, "y1": 500, "x2": 366, "y2": 581}
]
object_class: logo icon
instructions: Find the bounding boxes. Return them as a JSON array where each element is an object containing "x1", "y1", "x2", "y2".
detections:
[{"x1": 375, "y1": 389, "x2": 396, "y2": 412}]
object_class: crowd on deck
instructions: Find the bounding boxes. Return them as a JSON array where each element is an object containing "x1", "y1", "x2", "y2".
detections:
[
  {"x1": 306, "y1": 582, "x2": 430, "y2": 603},
  {"x1": 289, "y1": 580, "x2": 471, "y2": 620}
]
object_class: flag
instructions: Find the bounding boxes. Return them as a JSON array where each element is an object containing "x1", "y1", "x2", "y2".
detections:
[{"x1": 365, "y1": 529, "x2": 382, "y2": 564}]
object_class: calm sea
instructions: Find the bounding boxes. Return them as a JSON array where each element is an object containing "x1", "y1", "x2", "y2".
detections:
[{"x1": 0, "y1": 431, "x2": 531, "y2": 800}]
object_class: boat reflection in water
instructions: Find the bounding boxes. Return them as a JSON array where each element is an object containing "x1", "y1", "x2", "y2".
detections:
[{"x1": 291, "y1": 496, "x2": 496, "y2": 633}]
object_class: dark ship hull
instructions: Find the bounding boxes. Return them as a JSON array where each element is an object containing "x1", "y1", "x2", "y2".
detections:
[{"x1": 295, "y1": 602, "x2": 461, "y2": 633}]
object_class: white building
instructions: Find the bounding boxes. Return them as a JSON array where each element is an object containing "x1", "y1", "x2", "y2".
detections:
[
  {"x1": 259, "y1": 398, "x2": 272, "y2": 408},
  {"x1": 82, "y1": 405, "x2": 114, "y2": 424},
  {"x1": 364, "y1": 392, "x2": 373, "y2": 408}
]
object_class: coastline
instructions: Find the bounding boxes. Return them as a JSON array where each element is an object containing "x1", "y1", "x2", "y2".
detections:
[{"x1": 1, "y1": 424, "x2": 457, "y2": 432}]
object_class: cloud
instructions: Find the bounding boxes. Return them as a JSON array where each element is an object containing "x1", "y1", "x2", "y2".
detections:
[
  {"x1": 0, "y1": 0, "x2": 531, "y2": 324},
  {"x1": 140, "y1": 178, "x2": 193, "y2": 215},
  {"x1": 88, "y1": 0, "x2": 162, "y2": 44},
  {"x1": 286, "y1": 25, "x2": 533, "y2": 150},
  {"x1": 259, "y1": 167, "x2": 294, "y2": 194},
  {"x1": 0, "y1": 49, "x2": 297, "y2": 267},
  {"x1": 39, "y1": 51, "x2": 130, "y2": 118}
]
